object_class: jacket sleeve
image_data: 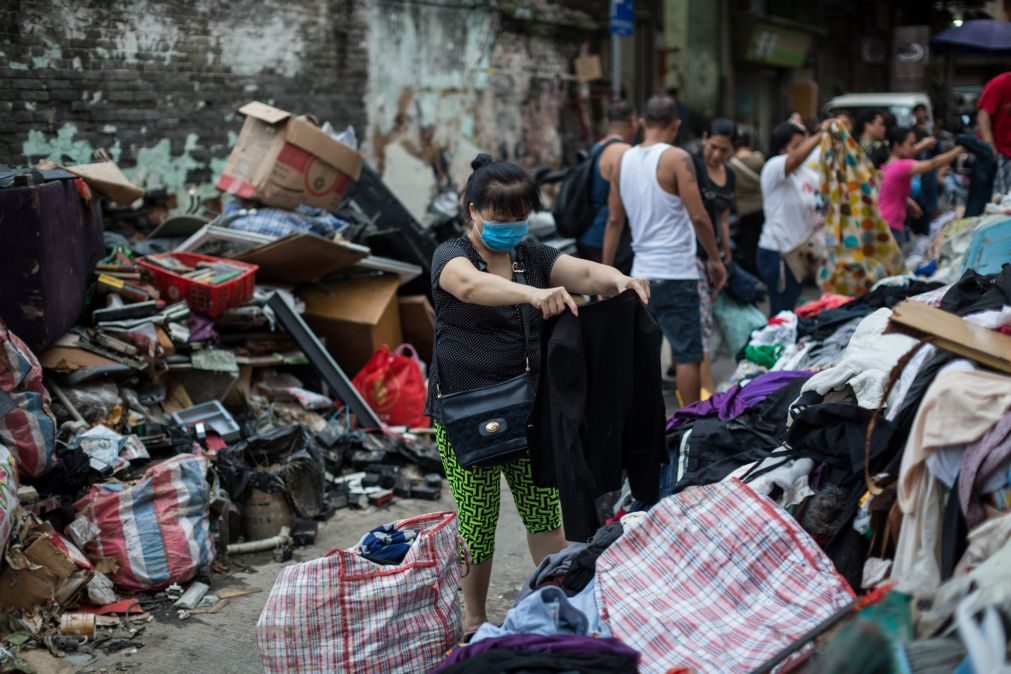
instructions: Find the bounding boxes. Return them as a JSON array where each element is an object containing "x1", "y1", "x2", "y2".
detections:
[
  {"x1": 528, "y1": 313, "x2": 599, "y2": 541},
  {"x1": 625, "y1": 302, "x2": 668, "y2": 505}
]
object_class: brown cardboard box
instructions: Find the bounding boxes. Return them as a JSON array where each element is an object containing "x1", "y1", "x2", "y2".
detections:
[
  {"x1": 0, "y1": 515, "x2": 94, "y2": 610},
  {"x1": 217, "y1": 101, "x2": 364, "y2": 211},
  {"x1": 398, "y1": 295, "x2": 435, "y2": 364},
  {"x1": 299, "y1": 275, "x2": 403, "y2": 376}
]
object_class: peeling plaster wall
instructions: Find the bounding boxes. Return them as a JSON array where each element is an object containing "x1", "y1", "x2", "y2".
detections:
[
  {"x1": 363, "y1": 2, "x2": 581, "y2": 220},
  {"x1": 0, "y1": 0, "x2": 368, "y2": 198}
]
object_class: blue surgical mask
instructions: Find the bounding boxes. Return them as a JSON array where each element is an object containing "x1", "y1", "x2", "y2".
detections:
[{"x1": 480, "y1": 220, "x2": 528, "y2": 252}]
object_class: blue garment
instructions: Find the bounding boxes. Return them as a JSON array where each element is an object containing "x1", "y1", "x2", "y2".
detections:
[
  {"x1": 357, "y1": 523, "x2": 418, "y2": 565},
  {"x1": 578, "y1": 141, "x2": 614, "y2": 248},
  {"x1": 223, "y1": 200, "x2": 350, "y2": 239},
  {"x1": 756, "y1": 247, "x2": 803, "y2": 317},
  {"x1": 472, "y1": 586, "x2": 593, "y2": 642},
  {"x1": 956, "y1": 134, "x2": 997, "y2": 218},
  {"x1": 567, "y1": 578, "x2": 611, "y2": 638}
]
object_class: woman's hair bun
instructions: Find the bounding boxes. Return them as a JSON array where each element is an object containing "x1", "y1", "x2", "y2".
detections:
[{"x1": 471, "y1": 153, "x2": 494, "y2": 171}]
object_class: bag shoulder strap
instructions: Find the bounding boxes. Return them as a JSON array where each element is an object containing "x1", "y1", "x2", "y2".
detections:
[
  {"x1": 586, "y1": 137, "x2": 622, "y2": 168},
  {"x1": 435, "y1": 247, "x2": 532, "y2": 397},
  {"x1": 511, "y1": 248, "x2": 532, "y2": 373},
  {"x1": 729, "y1": 156, "x2": 762, "y2": 183}
]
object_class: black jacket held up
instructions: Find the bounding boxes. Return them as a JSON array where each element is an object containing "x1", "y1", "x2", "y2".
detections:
[{"x1": 528, "y1": 290, "x2": 667, "y2": 542}]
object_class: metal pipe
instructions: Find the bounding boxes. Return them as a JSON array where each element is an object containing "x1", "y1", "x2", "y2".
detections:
[
  {"x1": 48, "y1": 381, "x2": 86, "y2": 423},
  {"x1": 226, "y1": 526, "x2": 291, "y2": 555}
]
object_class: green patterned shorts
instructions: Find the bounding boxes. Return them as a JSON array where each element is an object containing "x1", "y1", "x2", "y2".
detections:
[{"x1": 435, "y1": 423, "x2": 561, "y2": 565}]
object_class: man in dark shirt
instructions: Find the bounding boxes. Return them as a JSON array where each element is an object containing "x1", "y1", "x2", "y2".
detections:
[
  {"x1": 577, "y1": 100, "x2": 637, "y2": 272},
  {"x1": 856, "y1": 110, "x2": 889, "y2": 168}
]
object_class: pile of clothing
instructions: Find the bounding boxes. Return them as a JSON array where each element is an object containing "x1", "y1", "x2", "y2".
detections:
[{"x1": 437, "y1": 261, "x2": 1011, "y2": 673}]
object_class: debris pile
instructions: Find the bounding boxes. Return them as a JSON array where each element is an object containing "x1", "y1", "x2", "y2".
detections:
[{"x1": 0, "y1": 100, "x2": 442, "y2": 668}]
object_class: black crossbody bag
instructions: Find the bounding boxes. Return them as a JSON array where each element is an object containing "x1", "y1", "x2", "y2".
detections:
[{"x1": 435, "y1": 250, "x2": 535, "y2": 469}]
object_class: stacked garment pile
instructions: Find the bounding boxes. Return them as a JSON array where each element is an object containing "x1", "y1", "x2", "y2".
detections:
[{"x1": 435, "y1": 262, "x2": 1011, "y2": 674}]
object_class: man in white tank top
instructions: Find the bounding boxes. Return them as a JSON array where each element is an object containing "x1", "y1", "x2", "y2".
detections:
[{"x1": 601, "y1": 94, "x2": 727, "y2": 405}]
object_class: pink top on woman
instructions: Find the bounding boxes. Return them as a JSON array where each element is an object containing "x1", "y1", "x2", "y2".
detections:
[{"x1": 878, "y1": 159, "x2": 915, "y2": 233}]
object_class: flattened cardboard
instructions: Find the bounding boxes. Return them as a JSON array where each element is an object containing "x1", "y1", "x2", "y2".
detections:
[
  {"x1": 237, "y1": 101, "x2": 291, "y2": 125},
  {"x1": 40, "y1": 343, "x2": 120, "y2": 373},
  {"x1": 399, "y1": 295, "x2": 435, "y2": 363},
  {"x1": 66, "y1": 161, "x2": 144, "y2": 206},
  {"x1": 217, "y1": 101, "x2": 364, "y2": 211},
  {"x1": 234, "y1": 234, "x2": 368, "y2": 285},
  {"x1": 889, "y1": 300, "x2": 1011, "y2": 374},
  {"x1": 299, "y1": 275, "x2": 402, "y2": 376}
]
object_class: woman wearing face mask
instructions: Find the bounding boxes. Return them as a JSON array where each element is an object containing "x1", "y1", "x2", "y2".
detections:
[{"x1": 427, "y1": 154, "x2": 650, "y2": 636}]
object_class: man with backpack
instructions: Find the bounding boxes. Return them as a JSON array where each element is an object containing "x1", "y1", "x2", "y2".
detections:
[
  {"x1": 602, "y1": 94, "x2": 727, "y2": 405},
  {"x1": 554, "y1": 100, "x2": 637, "y2": 272}
]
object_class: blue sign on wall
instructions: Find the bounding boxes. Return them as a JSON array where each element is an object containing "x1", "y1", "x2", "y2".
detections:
[{"x1": 610, "y1": 0, "x2": 634, "y2": 36}]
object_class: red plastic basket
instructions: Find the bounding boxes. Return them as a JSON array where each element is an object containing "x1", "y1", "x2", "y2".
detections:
[{"x1": 137, "y1": 252, "x2": 258, "y2": 318}]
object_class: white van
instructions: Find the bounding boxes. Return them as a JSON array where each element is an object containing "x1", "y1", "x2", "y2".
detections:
[{"x1": 825, "y1": 92, "x2": 933, "y2": 128}]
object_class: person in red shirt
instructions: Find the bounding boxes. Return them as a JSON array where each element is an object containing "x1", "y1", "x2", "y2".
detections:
[{"x1": 978, "y1": 71, "x2": 1011, "y2": 196}]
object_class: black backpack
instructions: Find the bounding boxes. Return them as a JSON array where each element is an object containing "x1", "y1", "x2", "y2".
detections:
[{"x1": 552, "y1": 139, "x2": 620, "y2": 238}]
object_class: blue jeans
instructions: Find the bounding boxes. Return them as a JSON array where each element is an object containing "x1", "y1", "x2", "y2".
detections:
[
  {"x1": 646, "y1": 280, "x2": 703, "y2": 365},
  {"x1": 756, "y1": 247, "x2": 802, "y2": 317}
]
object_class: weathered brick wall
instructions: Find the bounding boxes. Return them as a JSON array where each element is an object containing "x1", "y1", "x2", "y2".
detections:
[{"x1": 0, "y1": 0, "x2": 368, "y2": 197}]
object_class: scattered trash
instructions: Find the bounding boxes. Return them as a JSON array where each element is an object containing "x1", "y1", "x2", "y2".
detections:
[
  {"x1": 86, "y1": 572, "x2": 118, "y2": 606},
  {"x1": 172, "y1": 582, "x2": 209, "y2": 610},
  {"x1": 170, "y1": 400, "x2": 241, "y2": 442},
  {"x1": 272, "y1": 543, "x2": 293, "y2": 564},
  {"x1": 0, "y1": 96, "x2": 454, "y2": 670},
  {"x1": 216, "y1": 587, "x2": 262, "y2": 600},
  {"x1": 59, "y1": 613, "x2": 96, "y2": 639},
  {"x1": 102, "y1": 639, "x2": 144, "y2": 656},
  {"x1": 0, "y1": 514, "x2": 93, "y2": 610},
  {"x1": 73, "y1": 424, "x2": 149, "y2": 475}
]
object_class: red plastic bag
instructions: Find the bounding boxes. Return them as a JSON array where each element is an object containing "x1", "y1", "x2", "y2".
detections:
[{"x1": 352, "y1": 345, "x2": 429, "y2": 428}]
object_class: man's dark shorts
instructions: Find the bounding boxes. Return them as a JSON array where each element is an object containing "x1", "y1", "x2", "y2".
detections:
[{"x1": 646, "y1": 279, "x2": 703, "y2": 365}]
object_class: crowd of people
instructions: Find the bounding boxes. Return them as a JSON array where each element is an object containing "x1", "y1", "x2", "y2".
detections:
[
  {"x1": 584, "y1": 72, "x2": 1011, "y2": 401},
  {"x1": 423, "y1": 72, "x2": 1011, "y2": 635}
]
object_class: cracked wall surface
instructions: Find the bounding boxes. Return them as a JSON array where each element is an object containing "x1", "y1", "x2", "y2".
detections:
[
  {"x1": 0, "y1": 0, "x2": 368, "y2": 198},
  {"x1": 1, "y1": 0, "x2": 597, "y2": 213}
]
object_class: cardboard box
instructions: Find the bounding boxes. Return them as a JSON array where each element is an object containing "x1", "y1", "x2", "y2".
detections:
[
  {"x1": 0, "y1": 515, "x2": 94, "y2": 610},
  {"x1": 299, "y1": 275, "x2": 402, "y2": 377},
  {"x1": 234, "y1": 233, "x2": 369, "y2": 285},
  {"x1": 217, "y1": 101, "x2": 364, "y2": 211},
  {"x1": 398, "y1": 295, "x2": 435, "y2": 364}
]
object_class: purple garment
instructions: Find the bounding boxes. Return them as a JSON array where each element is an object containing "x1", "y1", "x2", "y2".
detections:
[
  {"x1": 959, "y1": 413, "x2": 1011, "y2": 528},
  {"x1": 432, "y1": 634, "x2": 639, "y2": 672},
  {"x1": 188, "y1": 313, "x2": 216, "y2": 342},
  {"x1": 667, "y1": 370, "x2": 812, "y2": 431}
]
